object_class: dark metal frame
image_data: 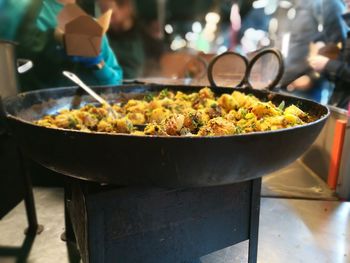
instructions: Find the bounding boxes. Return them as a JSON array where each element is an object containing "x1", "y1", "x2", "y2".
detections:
[
  {"x1": 0, "y1": 97, "x2": 42, "y2": 261},
  {"x1": 0, "y1": 149, "x2": 43, "y2": 261},
  {"x1": 19, "y1": 152, "x2": 44, "y2": 236},
  {"x1": 0, "y1": 96, "x2": 41, "y2": 234},
  {"x1": 248, "y1": 179, "x2": 261, "y2": 262},
  {"x1": 64, "y1": 177, "x2": 262, "y2": 263}
]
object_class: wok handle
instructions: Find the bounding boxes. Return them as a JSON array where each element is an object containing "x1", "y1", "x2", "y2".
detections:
[
  {"x1": 246, "y1": 48, "x2": 285, "y2": 91},
  {"x1": 17, "y1": 59, "x2": 33, "y2": 74},
  {"x1": 207, "y1": 51, "x2": 248, "y2": 88},
  {"x1": 207, "y1": 48, "x2": 284, "y2": 91}
]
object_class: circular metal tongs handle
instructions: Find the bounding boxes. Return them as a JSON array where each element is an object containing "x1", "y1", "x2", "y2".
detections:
[
  {"x1": 207, "y1": 48, "x2": 284, "y2": 91},
  {"x1": 207, "y1": 52, "x2": 248, "y2": 88},
  {"x1": 245, "y1": 48, "x2": 284, "y2": 91}
]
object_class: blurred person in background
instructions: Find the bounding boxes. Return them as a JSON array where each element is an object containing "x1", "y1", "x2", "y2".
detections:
[
  {"x1": 98, "y1": 0, "x2": 144, "y2": 79},
  {"x1": 0, "y1": 0, "x2": 30, "y2": 40},
  {"x1": 141, "y1": 18, "x2": 165, "y2": 77},
  {"x1": 12, "y1": 0, "x2": 123, "y2": 92},
  {"x1": 238, "y1": 5, "x2": 271, "y2": 54},
  {"x1": 307, "y1": 0, "x2": 350, "y2": 109},
  {"x1": 273, "y1": 0, "x2": 347, "y2": 103},
  {"x1": 2, "y1": 0, "x2": 123, "y2": 186},
  {"x1": 98, "y1": 0, "x2": 165, "y2": 79}
]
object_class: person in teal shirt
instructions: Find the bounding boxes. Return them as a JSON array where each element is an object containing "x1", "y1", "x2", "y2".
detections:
[
  {"x1": 0, "y1": 0, "x2": 30, "y2": 40},
  {"x1": 0, "y1": 0, "x2": 123, "y2": 186},
  {"x1": 98, "y1": 0, "x2": 145, "y2": 79},
  {"x1": 14, "y1": 0, "x2": 123, "y2": 91}
]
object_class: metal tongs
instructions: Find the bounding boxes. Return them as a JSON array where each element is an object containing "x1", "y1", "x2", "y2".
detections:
[
  {"x1": 63, "y1": 71, "x2": 119, "y2": 119},
  {"x1": 207, "y1": 48, "x2": 284, "y2": 91}
]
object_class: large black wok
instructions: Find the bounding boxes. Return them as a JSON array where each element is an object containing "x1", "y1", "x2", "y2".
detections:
[{"x1": 4, "y1": 84, "x2": 328, "y2": 187}]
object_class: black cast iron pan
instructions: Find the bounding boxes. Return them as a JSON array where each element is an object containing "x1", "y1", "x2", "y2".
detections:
[
  {"x1": 4, "y1": 88, "x2": 328, "y2": 188},
  {"x1": 3, "y1": 49, "x2": 329, "y2": 187}
]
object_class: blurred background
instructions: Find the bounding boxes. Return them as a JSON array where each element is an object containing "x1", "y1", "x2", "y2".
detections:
[
  {"x1": 0, "y1": 0, "x2": 349, "y2": 103},
  {"x1": 0, "y1": 0, "x2": 301, "y2": 78}
]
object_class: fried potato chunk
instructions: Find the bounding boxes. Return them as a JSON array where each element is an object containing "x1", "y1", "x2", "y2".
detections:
[{"x1": 36, "y1": 87, "x2": 313, "y2": 136}]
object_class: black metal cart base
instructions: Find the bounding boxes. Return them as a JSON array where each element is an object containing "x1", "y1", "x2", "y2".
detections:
[
  {"x1": 65, "y1": 178, "x2": 261, "y2": 263},
  {"x1": 0, "y1": 137, "x2": 42, "y2": 236}
]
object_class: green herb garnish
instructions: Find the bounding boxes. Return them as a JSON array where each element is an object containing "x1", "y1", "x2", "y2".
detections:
[
  {"x1": 144, "y1": 93, "x2": 155, "y2": 102},
  {"x1": 68, "y1": 117, "x2": 78, "y2": 128},
  {"x1": 278, "y1": 101, "x2": 285, "y2": 111},
  {"x1": 159, "y1": 88, "x2": 169, "y2": 99}
]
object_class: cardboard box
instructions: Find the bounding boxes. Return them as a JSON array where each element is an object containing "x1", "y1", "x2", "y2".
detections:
[
  {"x1": 57, "y1": 4, "x2": 112, "y2": 57},
  {"x1": 309, "y1": 42, "x2": 340, "y2": 60}
]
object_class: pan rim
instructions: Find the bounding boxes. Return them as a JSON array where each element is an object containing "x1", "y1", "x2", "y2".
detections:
[{"x1": 5, "y1": 84, "x2": 330, "y2": 139}]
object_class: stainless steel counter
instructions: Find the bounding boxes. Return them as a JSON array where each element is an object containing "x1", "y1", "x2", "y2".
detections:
[
  {"x1": 262, "y1": 160, "x2": 337, "y2": 200},
  {"x1": 261, "y1": 106, "x2": 350, "y2": 201}
]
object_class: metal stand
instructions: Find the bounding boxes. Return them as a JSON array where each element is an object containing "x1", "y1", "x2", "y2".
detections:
[
  {"x1": 61, "y1": 181, "x2": 76, "y2": 243},
  {"x1": 248, "y1": 179, "x2": 261, "y2": 263},
  {"x1": 19, "y1": 151, "x2": 44, "y2": 236},
  {"x1": 0, "y1": 96, "x2": 42, "y2": 235},
  {"x1": 65, "y1": 177, "x2": 262, "y2": 263}
]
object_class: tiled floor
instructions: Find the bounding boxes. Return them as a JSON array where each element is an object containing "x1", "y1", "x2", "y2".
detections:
[{"x1": 0, "y1": 187, "x2": 349, "y2": 263}]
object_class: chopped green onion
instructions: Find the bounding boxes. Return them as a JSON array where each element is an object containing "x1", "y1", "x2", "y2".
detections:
[{"x1": 278, "y1": 101, "x2": 285, "y2": 111}]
